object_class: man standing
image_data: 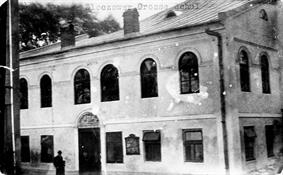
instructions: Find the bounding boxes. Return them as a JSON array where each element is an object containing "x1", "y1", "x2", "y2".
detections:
[{"x1": 53, "y1": 150, "x2": 65, "y2": 175}]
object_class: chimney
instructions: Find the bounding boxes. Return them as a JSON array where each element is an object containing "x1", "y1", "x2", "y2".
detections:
[
  {"x1": 60, "y1": 21, "x2": 75, "y2": 49},
  {"x1": 123, "y1": 8, "x2": 140, "y2": 35}
]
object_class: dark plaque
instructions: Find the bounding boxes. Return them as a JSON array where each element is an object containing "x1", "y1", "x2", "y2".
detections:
[{"x1": 125, "y1": 134, "x2": 140, "y2": 155}]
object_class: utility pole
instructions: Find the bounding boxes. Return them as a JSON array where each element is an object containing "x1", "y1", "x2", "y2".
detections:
[{"x1": 0, "y1": 0, "x2": 20, "y2": 174}]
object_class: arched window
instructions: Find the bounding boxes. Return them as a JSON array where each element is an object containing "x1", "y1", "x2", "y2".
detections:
[
  {"x1": 40, "y1": 75, "x2": 52, "y2": 108},
  {"x1": 140, "y1": 58, "x2": 158, "y2": 98},
  {"x1": 166, "y1": 11, "x2": 176, "y2": 18},
  {"x1": 179, "y1": 52, "x2": 199, "y2": 94},
  {"x1": 239, "y1": 50, "x2": 250, "y2": 92},
  {"x1": 74, "y1": 69, "x2": 91, "y2": 104},
  {"x1": 260, "y1": 54, "x2": 271, "y2": 94},
  {"x1": 259, "y1": 9, "x2": 268, "y2": 21},
  {"x1": 101, "y1": 64, "x2": 119, "y2": 102},
  {"x1": 20, "y1": 78, "x2": 28, "y2": 109}
]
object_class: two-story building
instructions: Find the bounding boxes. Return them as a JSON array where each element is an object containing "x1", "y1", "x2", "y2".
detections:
[{"x1": 19, "y1": 0, "x2": 283, "y2": 174}]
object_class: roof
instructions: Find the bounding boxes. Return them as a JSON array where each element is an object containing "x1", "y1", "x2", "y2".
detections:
[{"x1": 20, "y1": 0, "x2": 253, "y2": 59}]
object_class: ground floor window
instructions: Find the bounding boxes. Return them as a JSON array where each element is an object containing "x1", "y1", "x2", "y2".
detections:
[
  {"x1": 106, "y1": 132, "x2": 123, "y2": 163},
  {"x1": 143, "y1": 130, "x2": 161, "y2": 161},
  {"x1": 265, "y1": 125, "x2": 274, "y2": 157},
  {"x1": 41, "y1": 135, "x2": 54, "y2": 163},
  {"x1": 183, "y1": 129, "x2": 203, "y2": 162},
  {"x1": 244, "y1": 126, "x2": 256, "y2": 161},
  {"x1": 21, "y1": 136, "x2": 30, "y2": 162}
]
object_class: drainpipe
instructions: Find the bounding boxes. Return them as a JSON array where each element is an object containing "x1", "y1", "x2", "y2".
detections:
[
  {"x1": 281, "y1": 109, "x2": 283, "y2": 144},
  {"x1": 205, "y1": 28, "x2": 229, "y2": 175},
  {"x1": 8, "y1": 0, "x2": 16, "y2": 174}
]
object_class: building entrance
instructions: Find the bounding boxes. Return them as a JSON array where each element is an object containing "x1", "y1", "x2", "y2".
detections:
[{"x1": 78, "y1": 128, "x2": 101, "y2": 174}]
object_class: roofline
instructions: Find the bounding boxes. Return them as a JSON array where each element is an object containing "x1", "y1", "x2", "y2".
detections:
[
  {"x1": 20, "y1": 34, "x2": 89, "y2": 55},
  {"x1": 218, "y1": 0, "x2": 274, "y2": 21},
  {"x1": 20, "y1": 19, "x2": 222, "y2": 60}
]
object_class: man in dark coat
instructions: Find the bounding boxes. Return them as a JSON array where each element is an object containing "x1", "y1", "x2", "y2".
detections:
[{"x1": 53, "y1": 150, "x2": 65, "y2": 175}]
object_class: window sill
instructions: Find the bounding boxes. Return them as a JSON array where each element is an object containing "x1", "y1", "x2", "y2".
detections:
[
  {"x1": 141, "y1": 96, "x2": 158, "y2": 99},
  {"x1": 184, "y1": 161, "x2": 204, "y2": 163},
  {"x1": 144, "y1": 160, "x2": 161, "y2": 163},
  {"x1": 241, "y1": 91, "x2": 251, "y2": 93},
  {"x1": 40, "y1": 108, "x2": 52, "y2": 110},
  {"x1": 180, "y1": 92, "x2": 200, "y2": 95},
  {"x1": 262, "y1": 93, "x2": 271, "y2": 95},
  {"x1": 184, "y1": 161, "x2": 204, "y2": 165},
  {"x1": 74, "y1": 102, "x2": 91, "y2": 105},
  {"x1": 106, "y1": 162, "x2": 123, "y2": 164},
  {"x1": 101, "y1": 100, "x2": 120, "y2": 103}
]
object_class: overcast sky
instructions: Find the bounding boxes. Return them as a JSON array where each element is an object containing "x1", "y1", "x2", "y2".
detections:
[{"x1": 1, "y1": 0, "x2": 184, "y2": 24}]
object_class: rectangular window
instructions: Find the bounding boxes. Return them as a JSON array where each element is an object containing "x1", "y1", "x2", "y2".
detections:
[
  {"x1": 106, "y1": 132, "x2": 123, "y2": 163},
  {"x1": 183, "y1": 129, "x2": 203, "y2": 162},
  {"x1": 143, "y1": 130, "x2": 161, "y2": 161},
  {"x1": 240, "y1": 66, "x2": 250, "y2": 92},
  {"x1": 21, "y1": 136, "x2": 30, "y2": 162},
  {"x1": 265, "y1": 125, "x2": 274, "y2": 157},
  {"x1": 41, "y1": 135, "x2": 54, "y2": 163},
  {"x1": 239, "y1": 50, "x2": 250, "y2": 92},
  {"x1": 244, "y1": 126, "x2": 256, "y2": 161}
]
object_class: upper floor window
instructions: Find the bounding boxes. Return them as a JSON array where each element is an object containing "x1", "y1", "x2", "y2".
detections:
[
  {"x1": 140, "y1": 58, "x2": 158, "y2": 98},
  {"x1": 74, "y1": 69, "x2": 91, "y2": 104},
  {"x1": 259, "y1": 9, "x2": 268, "y2": 21},
  {"x1": 40, "y1": 75, "x2": 52, "y2": 108},
  {"x1": 179, "y1": 52, "x2": 199, "y2": 94},
  {"x1": 239, "y1": 50, "x2": 250, "y2": 92},
  {"x1": 260, "y1": 54, "x2": 271, "y2": 94},
  {"x1": 20, "y1": 78, "x2": 28, "y2": 109},
  {"x1": 101, "y1": 64, "x2": 119, "y2": 102}
]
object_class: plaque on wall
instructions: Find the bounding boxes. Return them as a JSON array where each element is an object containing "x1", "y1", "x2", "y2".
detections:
[
  {"x1": 78, "y1": 112, "x2": 99, "y2": 128},
  {"x1": 125, "y1": 134, "x2": 140, "y2": 155}
]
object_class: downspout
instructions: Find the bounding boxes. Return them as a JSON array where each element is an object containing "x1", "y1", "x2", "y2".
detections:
[
  {"x1": 205, "y1": 29, "x2": 229, "y2": 175},
  {"x1": 281, "y1": 109, "x2": 283, "y2": 145},
  {"x1": 8, "y1": 0, "x2": 16, "y2": 174}
]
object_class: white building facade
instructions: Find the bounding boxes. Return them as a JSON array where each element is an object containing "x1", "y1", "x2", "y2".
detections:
[{"x1": 19, "y1": 0, "x2": 283, "y2": 174}]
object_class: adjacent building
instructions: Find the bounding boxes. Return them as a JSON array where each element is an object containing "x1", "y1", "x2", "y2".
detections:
[{"x1": 19, "y1": 0, "x2": 283, "y2": 174}]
